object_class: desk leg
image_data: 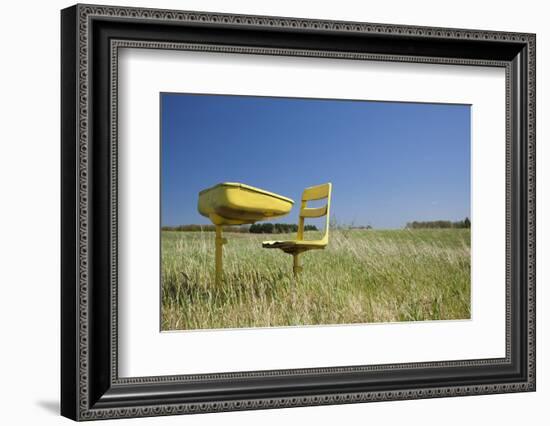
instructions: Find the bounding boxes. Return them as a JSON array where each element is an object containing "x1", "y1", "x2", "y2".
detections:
[{"x1": 215, "y1": 225, "x2": 226, "y2": 287}]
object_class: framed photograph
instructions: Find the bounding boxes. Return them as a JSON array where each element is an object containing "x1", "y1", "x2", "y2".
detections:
[{"x1": 61, "y1": 4, "x2": 536, "y2": 421}]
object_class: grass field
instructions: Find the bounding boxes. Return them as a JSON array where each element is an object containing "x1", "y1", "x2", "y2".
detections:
[{"x1": 161, "y1": 229, "x2": 471, "y2": 331}]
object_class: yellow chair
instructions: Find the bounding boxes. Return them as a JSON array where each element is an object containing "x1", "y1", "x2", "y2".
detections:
[{"x1": 262, "y1": 183, "x2": 332, "y2": 276}]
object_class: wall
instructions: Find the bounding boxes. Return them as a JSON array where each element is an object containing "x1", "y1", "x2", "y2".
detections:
[{"x1": 0, "y1": 0, "x2": 546, "y2": 424}]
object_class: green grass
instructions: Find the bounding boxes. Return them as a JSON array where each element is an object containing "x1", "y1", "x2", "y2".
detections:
[{"x1": 161, "y1": 229, "x2": 471, "y2": 330}]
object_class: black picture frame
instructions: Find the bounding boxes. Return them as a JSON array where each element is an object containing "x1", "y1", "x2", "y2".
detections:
[{"x1": 61, "y1": 4, "x2": 536, "y2": 421}]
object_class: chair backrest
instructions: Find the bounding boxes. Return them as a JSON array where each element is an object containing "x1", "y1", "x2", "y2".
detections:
[{"x1": 297, "y1": 183, "x2": 332, "y2": 244}]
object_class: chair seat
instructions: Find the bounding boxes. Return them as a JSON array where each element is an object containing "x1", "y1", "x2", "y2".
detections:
[{"x1": 262, "y1": 239, "x2": 326, "y2": 254}]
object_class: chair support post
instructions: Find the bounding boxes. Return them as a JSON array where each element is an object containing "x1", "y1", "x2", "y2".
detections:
[{"x1": 292, "y1": 253, "x2": 302, "y2": 277}]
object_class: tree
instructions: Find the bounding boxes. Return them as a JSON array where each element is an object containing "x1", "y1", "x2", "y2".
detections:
[
  {"x1": 261, "y1": 223, "x2": 274, "y2": 233},
  {"x1": 248, "y1": 223, "x2": 317, "y2": 234}
]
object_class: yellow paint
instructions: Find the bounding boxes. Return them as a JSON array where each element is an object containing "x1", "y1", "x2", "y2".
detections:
[
  {"x1": 198, "y1": 182, "x2": 294, "y2": 286},
  {"x1": 263, "y1": 183, "x2": 332, "y2": 277},
  {"x1": 198, "y1": 182, "x2": 294, "y2": 225}
]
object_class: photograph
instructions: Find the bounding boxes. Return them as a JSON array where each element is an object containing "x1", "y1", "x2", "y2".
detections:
[
  {"x1": 160, "y1": 93, "x2": 472, "y2": 331},
  {"x1": 58, "y1": 3, "x2": 536, "y2": 420}
]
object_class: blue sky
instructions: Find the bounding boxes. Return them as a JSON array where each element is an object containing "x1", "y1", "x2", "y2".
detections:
[{"x1": 161, "y1": 93, "x2": 470, "y2": 229}]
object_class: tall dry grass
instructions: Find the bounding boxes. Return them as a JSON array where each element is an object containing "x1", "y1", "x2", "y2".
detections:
[{"x1": 161, "y1": 229, "x2": 470, "y2": 330}]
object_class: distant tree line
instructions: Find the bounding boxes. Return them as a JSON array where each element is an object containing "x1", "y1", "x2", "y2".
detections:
[
  {"x1": 249, "y1": 223, "x2": 318, "y2": 234},
  {"x1": 405, "y1": 218, "x2": 471, "y2": 229},
  {"x1": 161, "y1": 223, "x2": 318, "y2": 234},
  {"x1": 161, "y1": 224, "x2": 248, "y2": 233}
]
